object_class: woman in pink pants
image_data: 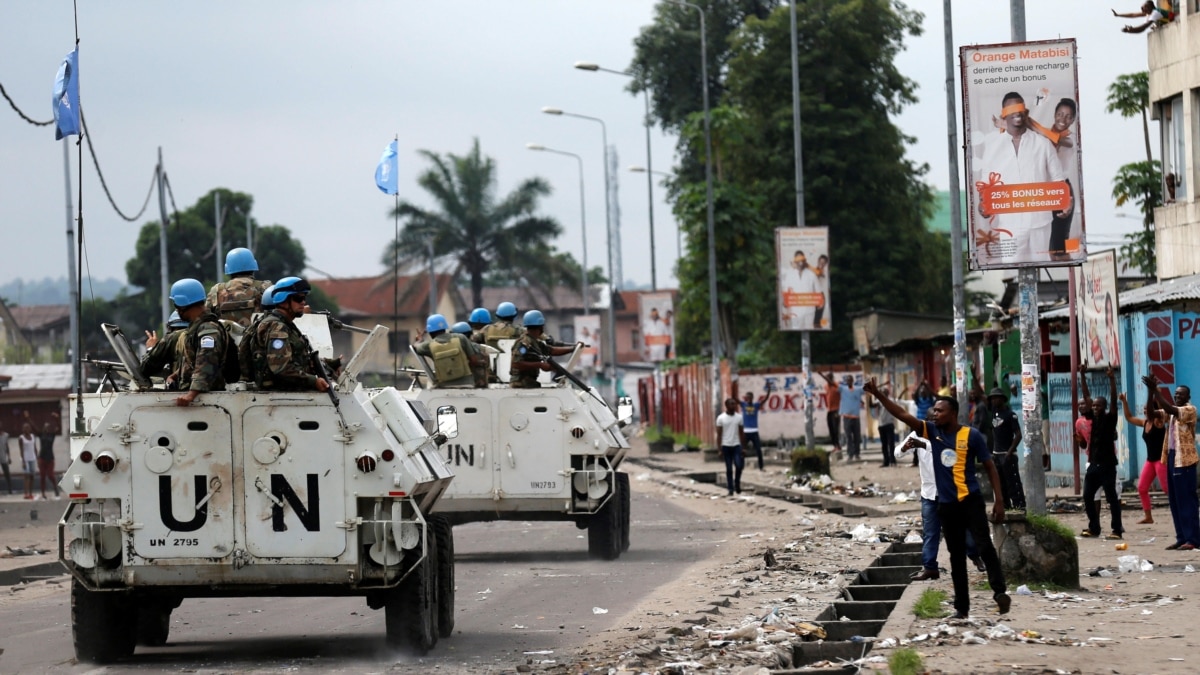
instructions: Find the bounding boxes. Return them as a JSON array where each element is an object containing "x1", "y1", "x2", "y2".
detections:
[{"x1": 1120, "y1": 391, "x2": 1168, "y2": 524}]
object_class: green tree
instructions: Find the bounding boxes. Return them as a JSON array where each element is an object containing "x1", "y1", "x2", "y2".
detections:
[
  {"x1": 1106, "y1": 72, "x2": 1159, "y2": 276},
  {"x1": 633, "y1": 0, "x2": 948, "y2": 362},
  {"x1": 381, "y1": 138, "x2": 571, "y2": 309}
]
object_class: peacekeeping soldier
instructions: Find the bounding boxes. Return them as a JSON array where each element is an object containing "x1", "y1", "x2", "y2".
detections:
[
  {"x1": 414, "y1": 314, "x2": 487, "y2": 388},
  {"x1": 206, "y1": 247, "x2": 273, "y2": 327},
  {"x1": 170, "y1": 278, "x2": 231, "y2": 406},
  {"x1": 245, "y1": 277, "x2": 330, "y2": 392},
  {"x1": 509, "y1": 310, "x2": 575, "y2": 388},
  {"x1": 467, "y1": 307, "x2": 491, "y2": 345},
  {"x1": 237, "y1": 283, "x2": 275, "y2": 381},
  {"x1": 483, "y1": 301, "x2": 523, "y2": 349},
  {"x1": 140, "y1": 310, "x2": 189, "y2": 381}
]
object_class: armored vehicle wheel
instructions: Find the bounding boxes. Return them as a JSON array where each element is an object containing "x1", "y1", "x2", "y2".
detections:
[
  {"x1": 135, "y1": 600, "x2": 173, "y2": 646},
  {"x1": 430, "y1": 515, "x2": 456, "y2": 637},
  {"x1": 386, "y1": 550, "x2": 437, "y2": 654},
  {"x1": 617, "y1": 471, "x2": 631, "y2": 552},
  {"x1": 587, "y1": 484, "x2": 621, "y2": 560},
  {"x1": 72, "y1": 579, "x2": 136, "y2": 663}
]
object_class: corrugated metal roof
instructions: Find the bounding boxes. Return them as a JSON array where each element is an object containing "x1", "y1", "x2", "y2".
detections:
[
  {"x1": 0, "y1": 364, "x2": 73, "y2": 391},
  {"x1": 1041, "y1": 273, "x2": 1200, "y2": 319}
]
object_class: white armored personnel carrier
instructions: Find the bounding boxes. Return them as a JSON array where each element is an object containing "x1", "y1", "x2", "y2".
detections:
[
  {"x1": 405, "y1": 340, "x2": 633, "y2": 560},
  {"x1": 60, "y1": 316, "x2": 457, "y2": 662}
]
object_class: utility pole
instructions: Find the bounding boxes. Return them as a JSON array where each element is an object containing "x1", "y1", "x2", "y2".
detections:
[
  {"x1": 156, "y1": 147, "x2": 170, "y2": 327},
  {"x1": 215, "y1": 192, "x2": 223, "y2": 282},
  {"x1": 944, "y1": 0, "x2": 969, "y2": 424},
  {"x1": 63, "y1": 140, "x2": 82, "y2": 433},
  {"x1": 1009, "y1": 0, "x2": 1047, "y2": 515},
  {"x1": 790, "y1": 1, "x2": 814, "y2": 450}
]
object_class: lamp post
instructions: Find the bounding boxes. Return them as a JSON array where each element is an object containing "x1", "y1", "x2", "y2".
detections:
[
  {"x1": 574, "y1": 61, "x2": 658, "y2": 292},
  {"x1": 665, "y1": 0, "x2": 721, "y2": 427},
  {"x1": 542, "y1": 107, "x2": 619, "y2": 405},
  {"x1": 527, "y1": 143, "x2": 590, "y2": 313},
  {"x1": 629, "y1": 165, "x2": 678, "y2": 264}
]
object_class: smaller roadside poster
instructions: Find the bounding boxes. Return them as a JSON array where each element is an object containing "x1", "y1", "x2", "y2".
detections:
[
  {"x1": 573, "y1": 314, "x2": 602, "y2": 374},
  {"x1": 776, "y1": 226, "x2": 831, "y2": 332},
  {"x1": 639, "y1": 292, "x2": 675, "y2": 363},
  {"x1": 1077, "y1": 249, "x2": 1120, "y2": 369}
]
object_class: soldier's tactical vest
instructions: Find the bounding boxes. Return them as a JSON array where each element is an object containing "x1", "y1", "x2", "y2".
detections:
[
  {"x1": 483, "y1": 321, "x2": 521, "y2": 349},
  {"x1": 430, "y1": 336, "x2": 471, "y2": 383},
  {"x1": 213, "y1": 277, "x2": 266, "y2": 326}
]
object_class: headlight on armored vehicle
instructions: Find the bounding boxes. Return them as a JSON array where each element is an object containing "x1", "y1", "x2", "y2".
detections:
[
  {"x1": 94, "y1": 451, "x2": 118, "y2": 473},
  {"x1": 356, "y1": 451, "x2": 379, "y2": 473}
]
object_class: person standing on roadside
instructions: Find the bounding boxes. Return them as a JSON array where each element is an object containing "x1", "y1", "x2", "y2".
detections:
[
  {"x1": 989, "y1": 388, "x2": 1026, "y2": 510},
  {"x1": 865, "y1": 379, "x2": 1010, "y2": 619},
  {"x1": 716, "y1": 398, "x2": 745, "y2": 496},
  {"x1": 1119, "y1": 386, "x2": 1167, "y2": 525},
  {"x1": 1079, "y1": 365, "x2": 1124, "y2": 540},
  {"x1": 872, "y1": 384, "x2": 898, "y2": 467},
  {"x1": 739, "y1": 390, "x2": 768, "y2": 471},
  {"x1": 37, "y1": 419, "x2": 61, "y2": 499},
  {"x1": 838, "y1": 375, "x2": 865, "y2": 461},
  {"x1": 819, "y1": 372, "x2": 842, "y2": 454},
  {"x1": 18, "y1": 423, "x2": 37, "y2": 500},
  {"x1": 0, "y1": 422, "x2": 11, "y2": 495},
  {"x1": 912, "y1": 380, "x2": 936, "y2": 466},
  {"x1": 1143, "y1": 373, "x2": 1199, "y2": 550}
]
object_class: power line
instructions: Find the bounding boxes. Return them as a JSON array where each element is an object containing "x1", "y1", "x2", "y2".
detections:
[
  {"x1": 80, "y1": 111, "x2": 156, "y2": 222},
  {"x1": 0, "y1": 80, "x2": 53, "y2": 126}
]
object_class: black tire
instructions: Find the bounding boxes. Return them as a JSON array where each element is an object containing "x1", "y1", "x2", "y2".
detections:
[
  {"x1": 587, "y1": 482, "x2": 621, "y2": 561},
  {"x1": 72, "y1": 579, "x2": 136, "y2": 663},
  {"x1": 135, "y1": 601, "x2": 172, "y2": 647},
  {"x1": 617, "y1": 471, "x2": 631, "y2": 553},
  {"x1": 429, "y1": 515, "x2": 456, "y2": 638},
  {"x1": 385, "y1": 549, "x2": 437, "y2": 654}
]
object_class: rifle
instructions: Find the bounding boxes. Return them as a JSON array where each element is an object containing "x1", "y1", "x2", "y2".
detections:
[
  {"x1": 309, "y1": 349, "x2": 340, "y2": 410},
  {"x1": 538, "y1": 352, "x2": 608, "y2": 405},
  {"x1": 313, "y1": 310, "x2": 374, "y2": 335}
]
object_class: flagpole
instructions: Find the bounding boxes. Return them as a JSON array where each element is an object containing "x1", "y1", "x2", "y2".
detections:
[
  {"x1": 393, "y1": 136, "x2": 400, "y2": 388},
  {"x1": 72, "y1": 32, "x2": 85, "y2": 435}
]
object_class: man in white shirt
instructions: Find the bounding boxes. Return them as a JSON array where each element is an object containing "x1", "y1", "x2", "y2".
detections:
[
  {"x1": 716, "y1": 398, "x2": 745, "y2": 496},
  {"x1": 780, "y1": 250, "x2": 821, "y2": 329}
]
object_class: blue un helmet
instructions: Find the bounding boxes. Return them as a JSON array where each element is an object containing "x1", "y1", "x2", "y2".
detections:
[
  {"x1": 495, "y1": 301, "x2": 517, "y2": 319},
  {"x1": 426, "y1": 314, "x2": 449, "y2": 333},
  {"x1": 522, "y1": 310, "x2": 545, "y2": 327},
  {"x1": 260, "y1": 284, "x2": 277, "y2": 311},
  {"x1": 450, "y1": 321, "x2": 472, "y2": 335},
  {"x1": 167, "y1": 310, "x2": 189, "y2": 329},
  {"x1": 169, "y1": 278, "x2": 206, "y2": 308},
  {"x1": 469, "y1": 307, "x2": 492, "y2": 325},
  {"x1": 225, "y1": 247, "x2": 259, "y2": 275},
  {"x1": 269, "y1": 276, "x2": 312, "y2": 306}
]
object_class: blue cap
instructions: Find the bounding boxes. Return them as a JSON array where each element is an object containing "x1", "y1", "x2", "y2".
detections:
[
  {"x1": 426, "y1": 314, "x2": 449, "y2": 333},
  {"x1": 496, "y1": 301, "x2": 517, "y2": 319},
  {"x1": 260, "y1": 284, "x2": 277, "y2": 310},
  {"x1": 169, "y1": 278, "x2": 206, "y2": 308},
  {"x1": 167, "y1": 310, "x2": 188, "y2": 329},
  {"x1": 522, "y1": 309, "x2": 545, "y2": 327},
  {"x1": 270, "y1": 277, "x2": 311, "y2": 305},
  {"x1": 450, "y1": 321, "x2": 472, "y2": 335},
  {"x1": 224, "y1": 247, "x2": 259, "y2": 275},
  {"x1": 469, "y1": 307, "x2": 492, "y2": 324}
]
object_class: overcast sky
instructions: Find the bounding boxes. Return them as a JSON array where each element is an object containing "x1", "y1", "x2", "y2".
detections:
[{"x1": 0, "y1": 1, "x2": 1152, "y2": 293}]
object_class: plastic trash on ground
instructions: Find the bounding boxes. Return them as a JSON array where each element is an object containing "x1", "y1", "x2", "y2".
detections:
[
  {"x1": 986, "y1": 623, "x2": 1016, "y2": 640},
  {"x1": 849, "y1": 524, "x2": 877, "y2": 543},
  {"x1": 1117, "y1": 554, "x2": 1141, "y2": 574},
  {"x1": 1015, "y1": 584, "x2": 1033, "y2": 596},
  {"x1": 904, "y1": 530, "x2": 923, "y2": 544}
]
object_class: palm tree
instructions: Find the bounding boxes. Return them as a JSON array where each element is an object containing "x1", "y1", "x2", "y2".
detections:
[{"x1": 381, "y1": 138, "x2": 575, "y2": 309}]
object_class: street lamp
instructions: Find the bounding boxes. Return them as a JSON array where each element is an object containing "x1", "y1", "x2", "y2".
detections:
[
  {"x1": 527, "y1": 143, "x2": 590, "y2": 313},
  {"x1": 574, "y1": 61, "x2": 659, "y2": 292},
  {"x1": 541, "y1": 106, "x2": 619, "y2": 405},
  {"x1": 630, "y1": 165, "x2": 679, "y2": 262},
  {"x1": 665, "y1": 0, "x2": 721, "y2": 419}
]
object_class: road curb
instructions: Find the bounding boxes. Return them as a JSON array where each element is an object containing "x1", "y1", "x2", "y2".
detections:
[{"x1": 0, "y1": 560, "x2": 65, "y2": 586}]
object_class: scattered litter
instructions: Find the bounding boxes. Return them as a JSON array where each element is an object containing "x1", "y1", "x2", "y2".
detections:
[
  {"x1": 891, "y1": 492, "x2": 910, "y2": 503},
  {"x1": 849, "y1": 524, "x2": 878, "y2": 543},
  {"x1": 512, "y1": 624, "x2": 526, "y2": 629},
  {"x1": 875, "y1": 637, "x2": 897, "y2": 648},
  {"x1": 1015, "y1": 584, "x2": 1033, "y2": 596},
  {"x1": 1185, "y1": 565, "x2": 1196, "y2": 573},
  {"x1": 523, "y1": 650, "x2": 554, "y2": 655},
  {"x1": 961, "y1": 631, "x2": 988, "y2": 645},
  {"x1": 1141, "y1": 559, "x2": 1154, "y2": 572},
  {"x1": 1143, "y1": 537, "x2": 1156, "y2": 544},
  {"x1": 592, "y1": 607, "x2": 608, "y2": 614},
  {"x1": 1141, "y1": 610, "x2": 1153, "y2": 615},
  {"x1": 1019, "y1": 629, "x2": 1041, "y2": 639},
  {"x1": 986, "y1": 623, "x2": 1016, "y2": 640},
  {"x1": 904, "y1": 531, "x2": 923, "y2": 544},
  {"x1": 1118, "y1": 555, "x2": 1141, "y2": 573},
  {"x1": 1036, "y1": 615, "x2": 1059, "y2": 621}
]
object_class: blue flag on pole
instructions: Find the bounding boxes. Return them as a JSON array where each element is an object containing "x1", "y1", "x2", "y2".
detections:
[
  {"x1": 52, "y1": 48, "x2": 81, "y2": 140},
  {"x1": 375, "y1": 140, "x2": 399, "y2": 195}
]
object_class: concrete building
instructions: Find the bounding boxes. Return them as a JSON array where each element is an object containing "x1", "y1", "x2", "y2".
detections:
[{"x1": 1149, "y1": 9, "x2": 1200, "y2": 278}]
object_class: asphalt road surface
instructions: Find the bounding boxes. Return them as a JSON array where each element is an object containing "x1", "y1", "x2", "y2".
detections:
[{"x1": 0, "y1": 481, "x2": 733, "y2": 673}]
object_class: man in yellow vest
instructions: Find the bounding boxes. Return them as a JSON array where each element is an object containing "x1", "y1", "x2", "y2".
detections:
[
  {"x1": 865, "y1": 378, "x2": 1010, "y2": 620},
  {"x1": 414, "y1": 314, "x2": 486, "y2": 388}
]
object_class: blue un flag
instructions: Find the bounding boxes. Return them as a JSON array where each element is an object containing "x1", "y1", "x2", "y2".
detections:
[
  {"x1": 375, "y1": 140, "x2": 398, "y2": 195},
  {"x1": 52, "y1": 48, "x2": 81, "y2": 140}
]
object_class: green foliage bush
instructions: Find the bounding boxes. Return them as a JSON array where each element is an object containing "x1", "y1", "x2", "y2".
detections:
[{"x1": 790, "y1": 447, "x2": 830, "y2": 477}]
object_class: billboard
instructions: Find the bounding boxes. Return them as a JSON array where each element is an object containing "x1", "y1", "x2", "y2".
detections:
[
  {"x1": 961, "y1": 39, "x2": 1085, "y2": 270},
  {"x1": 1077, "y1": 249, "x2": 1120, "y2": 368},
  {"x1": 776, "y1": 226, "x2": 830, "y2": 331},
  {"x1": 639, "y1": 292, "x2": 675, "y2": 363},
  {"x1": 573, "y1": 314, "x2": 602, "y2": 375}
]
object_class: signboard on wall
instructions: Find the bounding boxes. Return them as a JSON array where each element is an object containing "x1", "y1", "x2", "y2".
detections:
[
  {"x1": 776, "y1": 227, "x2": 831, "y2": 332},
  {"x1": 961, "y1": 38, "x2": 1086, "y2": 270},
  {"x1": 1077, "y1": 249, "x2": 1120, "y2": 369},
  {"x1": 638, "y1": 292, "x2": 675, "y2": 363}
]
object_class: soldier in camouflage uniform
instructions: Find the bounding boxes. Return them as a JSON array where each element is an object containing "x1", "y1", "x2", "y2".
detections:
[
  {"x1": 483, "y1": 301, "x2": 523, "y2": 349},
  {"x1": 140, "y1": 310, "x2": 189, "y2": 381},
  {"x1": 509, "y1": 310, "x2": 576, "y2": 388},
  {"x1": 169, "y1": 278, "x2": 230, "y2": 406},
  {"x1": 245, "y1": 277, "x2": 330, "y2": 392},
  {"x1": 413, "y1": 316, "x2": 487, "y2": 388},
  {"x1": 467, "y1": 307, "x2": 491, "y2": 345},
  {"x1": 206, "y1": 247, "x2": 273, "y2": 327}
]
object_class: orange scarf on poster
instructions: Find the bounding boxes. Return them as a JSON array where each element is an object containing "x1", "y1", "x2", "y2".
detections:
[{"x1": 1000, "y1": 102, "x2": 1061, "y2": 146}]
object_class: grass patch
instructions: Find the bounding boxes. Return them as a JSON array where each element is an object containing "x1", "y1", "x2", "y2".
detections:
[
  {"x1": 973, "y1": 579, "x2": 992, "y2": 591},
  {"x1": 1026, "y1": 513, "x2": 1074, "y2": 539},
  {"x1": 643, "y1": 425, "x2": 675, "y2": 443},
  {"x1": 911, "y1": 588, "x2": 950, "y2": 619},
  {"x1": 888, "y1": 647, "x2": 924, "y2": 675}
]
